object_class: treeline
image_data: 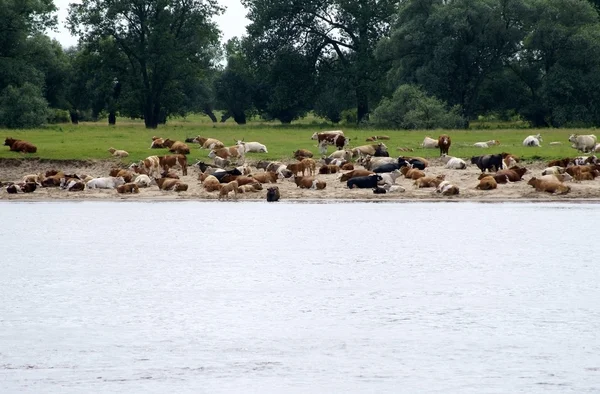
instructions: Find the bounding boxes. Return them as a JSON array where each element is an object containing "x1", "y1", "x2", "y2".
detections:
[{"x1": 2, "y1": 0, "x2": 600, "y2": 129}]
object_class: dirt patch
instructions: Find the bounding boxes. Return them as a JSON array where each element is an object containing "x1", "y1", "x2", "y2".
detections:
[{"x1": 1, "y1": 158, "x2": 599, "y2": 202}]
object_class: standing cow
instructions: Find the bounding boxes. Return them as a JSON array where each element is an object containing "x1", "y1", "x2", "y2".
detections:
[{"x1": 438, "y1": 134, "x2": 451, "y2": 156}]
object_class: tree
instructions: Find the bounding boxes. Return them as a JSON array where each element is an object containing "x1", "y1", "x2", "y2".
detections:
[
  {"x1": 0, "y1": 83, "x2": 50, "y2": 128},
  {"x1": 241, "y1": 0, "x2": 399, "y2": 123},
  {"x1": 68, "y1": 0, "x2": 223, "y2": 129},
  {"x1": 379, "y1": 0, "x2": 528, "y2": 123}
]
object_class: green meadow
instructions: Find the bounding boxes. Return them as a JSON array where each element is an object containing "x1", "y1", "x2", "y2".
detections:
[{"x1": 0, "y1": 113, "x2": 591, "y2": 163}]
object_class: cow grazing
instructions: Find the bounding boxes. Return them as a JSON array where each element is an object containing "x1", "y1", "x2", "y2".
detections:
[
  {"x1": 150, "y1": 136, "x2": 165, "y2": 149},
  {"x1": 476, "y1": 175, "x2": 498, "y2": 190},
  {"x1": 87, "y1": 176, "x2": 126, "y2": 189},
  {"x1": 421, "y1": 136, "x2": 438, "y2": 149},
  {"x1": 347, "y1": 174, "x2": 382, "y2": 189},
  {"x1": 312, "y1": 132, "x2": 349, "y2": 151},
  {"x1": 436, "y1": 181, "x2": 460, "y2": 196},
  {"x1": 471, "y1": 154, "x2": 503, "y2": 172},
  {"x1": 4, "y1": 137, "x2": 37, "y2": 153},
  {"x1": 117, "y1": 183, "x2": 140, "y2": 194},
  {"x1": 415, "y1": 175, "x2": 446, "y2": 188},
  {"x1": 523, "y1": 134, "x2": 542, "y2": 147},
  {"x1": 438, "y1": 134, "x2": 451, "y2": 156},
  {"x1": 218, "y1": 181, "x2": 238, "y2": 200},
  {"x1": 108, "y1": 147, "x2": 129, "y2": 157},
  {"x1": 528, "y1": 177, "x2": 570, "y2": 194},
  {"x1": 569, "y1": 134, "x2": 597, "y2": 153},
  {"x1": 339, "y1": 169, "x2": 375, "y2": 182},
  {"x1": 319, "y1": 164, "x2": 340, "y2": 174},
  {"x1": 441, "y1": 154, "x2": 467, "y2": 169},
  {"x1": 159, "y1": 154, "x2": 187, "y2": 176},
  {"x1": 266, "y1": 186, "x2": 280, "y2": 201},
  {"x1": 163, "y1": 139, "x2": 190, "y2": 155},
  {"x1": 293, "y1": 149, "x2": 313, "y2": 160},
  {"x1": 193, "y1": 136, "x2": 225, "y2": 150}
]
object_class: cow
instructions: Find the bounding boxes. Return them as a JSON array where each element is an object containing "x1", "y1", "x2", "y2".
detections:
[
  {"x1": 193, "y1": 136, "x2": 225, "y2": 150},
  {"x1": 133, "y1": 174, "x2": 152, "y2": 187},
  {"x1": 19, "y1": 182, "x2": 37, "y2": 193},
  {"x1": 87, "y1": 176, "x2": 126, "y2": 189},
  {"x1": 547, "y1": 158, "x2": 571, "y2": 168},
  {"x1": 527, "y1": 177, "x2": 570, "y2": 194},
  {"x1": 379, "y1": 169, "x2": 403, "y2": 186},
  {"x1": 523, "y1": 134, "x2": 542, "y2": 147},
  {"x1": 41, "y1": 171, "x2": 66, "y2": 187},
  {"x1": 496, "y1": 166, "x2": 527, "y2": 182},
  {"x1": 436, "y1": 181, "x2": 460, "y2": 196},
  {"x1": 109, "y1": 169, "x2": 134, "y2": 183},
  {"x1": 471, "y1": 154, "x2": 503, "y2": 172},
  {"x1": 236, "y1": 140, "x2": 268, "y2": 153},
  {"x1": 218, "y1": 181, "x2": 238, "y2": 200},
  {"x1": 163, "y1": 139, "x2": 190, "y2": 155},
  {"x1": 569, "y1": 134, "x2": 597, "y2": 153},
  {"x1": 473, "y1": 139, "x2": 500, "y2": 148},
  {"x1": 60, "y1": 178, "x2": 85, "y2": 191},
  {"x1": 539, "y1": 174, "x2": 573, "y2": 183},
  {"x1": 352, "y1": 143, "x2": 387, "y2": 158},
  {"x1": 319, "y1": 164, "x2": 341, "y2": 174},
  {"x1": 372, "y1": 162, "x2": 401, "y2": 173},
  {"x1": 347, "y1": 174, "x2": 382, "y2": 189},
  {"x1": 155, "y1": 178, "x2": 188, "y2": 191},
  {"x1": 400, "y1": 166, "x2": 425, "y2": 180},
  {"x1": 293, "y1": 149, "x2": 313, "y2": 160},
  {"x1": 415, "y1": 175, "x2": 446, "y2": 188},
  {"x1": 159, "y1": 154, "x2": 187, "y2": 176},
  {"x1": 117, "y1": 183, "x2": 140, "y2": 194},
  {"x1": 438, "y1": 134, "x2": 451, "y2": 156},
  {"x1": 402, "y1": 156, "x2": 429, "y2": 168},
  {"x1": 138, "y1": 156, "x2": 162, "y2": 179},
  {"x1": 366, "y1": 135, "x2": 390, "y2": 141},
  {"x1": 311, "y1": 132, "x2": 349, "y2": 150},
  {"x1": 339, "y1": 170, "x2": 375, "y2": 182},
  {"x1": 22, "y1": 173, "x2": 44, "y2": 184},
  {"x1": 327, "y1": 149, "x2": 353, "y2": 161},
  {"x1": 300, "y1": 158, "x2": 316, "y2": 176},
  {"x1": 421, "y1": 136, "x2": 438, "y2": 149},
  {"x1": 501, "y1": 152, "x2": 519, "y2": 169},
  {"x1": 441, "y1": 154, "x2": 467, "y2": 169},
  {"x1": 161, "y1": 169, "x2": 179, "y2": 179},
  {"x1": 358, "y1": 155, "x2": 396, "y2": 170},
  {"x1": 150, "y1": 136, "x2": 165, "y2": 149},
  {"x1": 208, "y1": 143, "x2": 245, "y2": 163},
  {"x1": 212, "y1": 157, "x2": 230, "y2": 168},
  {"x1": 238, "y1": 183, "x2": 264, "y2": 193},
  {"x1": 373, "y1": 186, "x2": 387, "y2": 194},
  {"x1": 202, "y1": 175, "x2": 221, "y2": 192},
  {"x1": 4, "y1": 137, "x2": 37, "y2": 153},
  {"x1": 249, "y1": 172, "x2": 278, "y2": 184},
  {"x1": 108, "y1": 147, "x2": 129, "y2": 157},
  {"x1": 476, "y1": 175, "x2": 498, "y2": 190},
  {"x1": 340, "y1": 163, "x2": 354, "y2": 171},
  {"x1": 266, "y1": 186, "x2": 280, "y2": 201},
  {"x1": 383, "y1": 184, "x2": 406, "y2": 193}
]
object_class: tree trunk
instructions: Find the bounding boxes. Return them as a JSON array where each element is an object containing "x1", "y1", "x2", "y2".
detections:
[
  {"x1": 108, "y1": 112, "x2": 116, "y2": 125},
  {"x1": 220, "y1": 111, "x2": 231, "y2": 122},
  {"x1": 233, "y1": 110, "x2": 246, "y2": 125},
  {"x1": 356, "y1": 88, "x2": 369, "y2": 124},
  {"x1": 144, "y1": 100, "x2": 159, "y2": 129},
  {"x1": 203, "y1": 106, "x2": 217, "y2": 123}
]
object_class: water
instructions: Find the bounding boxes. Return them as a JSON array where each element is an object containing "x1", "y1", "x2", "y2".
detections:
[{"x1": 0, "y1": 201, "x2": 599, "y2": 393}]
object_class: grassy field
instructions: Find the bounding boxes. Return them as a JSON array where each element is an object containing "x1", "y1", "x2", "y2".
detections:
[{"x1": 0, "y1": 113, "x2": 592, "y2": 163}]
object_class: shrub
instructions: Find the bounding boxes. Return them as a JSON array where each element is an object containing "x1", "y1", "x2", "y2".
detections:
[
  {"x1": 47, "y1": 108, "x2": 70, "y2": 124},
  {"x1": 371, "y1": 84, "x2": 466, "y2": 129},
  {"x1": 0, "y1": 83, "x2": 50, "y2": 128}
]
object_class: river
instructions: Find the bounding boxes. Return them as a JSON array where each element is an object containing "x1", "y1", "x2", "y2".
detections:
[{"x1": 0, "y1": 201, "x2": 599, "y2": 393}]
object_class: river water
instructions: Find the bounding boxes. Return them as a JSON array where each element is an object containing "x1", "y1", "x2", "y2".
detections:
[{"x1": 0, "y1": 201, "x2": 599, "y2": 393}]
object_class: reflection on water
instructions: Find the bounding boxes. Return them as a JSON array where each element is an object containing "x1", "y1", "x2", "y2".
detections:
[{"x1": 0, "y1": 202, "x2": 599, "y2": 393}]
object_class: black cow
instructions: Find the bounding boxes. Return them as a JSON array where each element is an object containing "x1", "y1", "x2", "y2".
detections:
[
  {"x1": 6, "y1": 184, "x2": 18, "y2": 194},
  {"x1": 373, "y1": 163, "x2": 400, "y2": 173},
  {"x1": 471, "y1": 154, "x2": 503, "y2": 172},
  {"x1": 266, "y1": 186, "x2": 280, "y2": 202},
  {"x1": 347, "y1": 174, "x2": 382, "y2": 189},
  {"x1": 213, "y1": 168, "x2": 243, "y2": 182},
  {"x1": 195, "y1": 161, "x2": 218, "y2": 173},
  {"x1": 374, "y1": 145, "x2": 389, "y2": 157},
  {"x1": 397, "y1": 158, "x2": 411, "y2": 168},
  {"x1": 409, "y1": 159, "x2": 426, "y2": 170},
  {"x1": 373, "y1": 187, "x2": 387, "y2": 194},
  {"x1": 21, "y1": 182, "x2": 37, "y2": 193}
]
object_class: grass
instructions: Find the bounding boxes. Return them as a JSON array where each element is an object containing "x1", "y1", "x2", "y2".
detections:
[{"x1": 0, "y1": 113, "x2": 593, "y2": 163}]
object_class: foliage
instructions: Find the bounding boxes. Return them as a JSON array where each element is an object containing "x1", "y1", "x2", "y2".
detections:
[
  {"x1": 371, "y1": 85, "x2": 466, "y2": 129},
  {"x1": 0, "y1": 83, "x2": 50, "y2": 128},
  {"x1": 47, "y1": 108, "x2": 70, "y2": 124}
]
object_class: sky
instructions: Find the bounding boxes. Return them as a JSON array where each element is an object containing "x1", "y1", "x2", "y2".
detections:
[{"x1": 47, "y1": 0, "x2": 250, "y2": 48}]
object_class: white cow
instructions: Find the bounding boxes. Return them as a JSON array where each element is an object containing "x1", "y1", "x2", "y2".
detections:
[
  {"x1": 523, "y1": 134, "x2": 542, "y2": 147},
  {"x1": 133, "y1": 174, "x2": 152, "y2": 187},
  {"x1": 569, "y1": 134, "x2": 597, "y2": 153},
  {"x1": 383, "y1": 184, "x2": 406, "y2": 193},
  {"x1": 440, "y1": 154, "x2": 467, "y2": 169},
  {"x1": 378, "y1": 169, "x2": 402, "y2": 186},
  {"x1": 86, "y1": 176, "x2": 125, "y2": 189},
  {"x1": 328, "y1": 150, "x2": 353, "y2": 161},
  {"x1": 236, "y1": 140, "x2": 268, "y2": 153},
  {"x1": 421, "y1": 136, "x2": 438, "y2": 148},
  {"x1": 541, "y1": 166, "x2": 566, "y2": 175}
]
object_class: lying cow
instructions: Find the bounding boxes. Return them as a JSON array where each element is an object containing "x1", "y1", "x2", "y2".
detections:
[
  {"x1": 441, "y1": 154, "x2": 466, "y2": 169},
  {"x1": 193, "y1": 136, "x2": 225, "y2": 150},
  {"x1": 4, "y1": 137, "x2": 37, "y2": 153},
  {"x1": 523, "y1": 134, "x2": 542, "y2": 147},
  {"x1": 266, "y1": 186, "x2": 280, "y2": 201},
  {"x1": 117, "y1": 183, "x2": 140, "y2": 194},
  {"x1": 163, "y1": 139, "x2": 190, "y2": 155},
  {"x1": 347, "y1": 174, "x2": 382, "y2": 189},
  {"x1": 436, "y1": 181, "x2": 460, "y2": 196},
  {"x1": 476, "y1": 175, "x2": 498, "y2": 190},
  {"x1": 87, "y1": 176, "x2": 126, "y2": 189},
  {"x1": 528, "y1": 177, "x2": 570, "y2": 194},
  {"x1": 108, "y1": 147, "x2": 129, "y2": 157}
]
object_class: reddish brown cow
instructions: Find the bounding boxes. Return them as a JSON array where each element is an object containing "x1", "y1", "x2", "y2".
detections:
[
  {"x1": 438, "y1": 134, "x2": 451, "y2": 156},
  {"x1": 311, "y1": 132, "x2": 349, "y2": 149},
  {"x1": 158, "y1": 154, "x2": 187, "y2": 176},
  {"x1": 339, "y1": 170, "x2": 375, "y2": 182},
  {"x1": 4, "y1": 138, "x2": 37, "y2": 153},
  {"x1": 163, "y1": 139, "x2": 190, "y2": 155}
]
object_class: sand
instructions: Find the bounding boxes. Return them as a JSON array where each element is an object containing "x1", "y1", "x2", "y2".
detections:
[{"x1": 1, "y1": 158, "x2": 599, "y2": 203}]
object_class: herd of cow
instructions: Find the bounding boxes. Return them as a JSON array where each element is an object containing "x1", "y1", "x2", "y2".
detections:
[{"x1": 2, "y1": 130, "x2": 600, "y2": 199}]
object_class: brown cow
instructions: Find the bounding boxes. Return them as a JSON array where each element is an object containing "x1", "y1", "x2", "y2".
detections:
[
  {"x1": 238, "y1": 183, "x2": 264, "y2": 193},
  {"x1": 249, "y1": 172, "x2": 278, "y2": 184},
  {"x1": 339, "y1": 169, "x2": 375, "y2": 182},
  {"x1": 415, "y1": 175, "x2": 445, "y2": 188},
  {"x1": 202, "y1": 175, "x2": 222, "y2": 192},
  {"x1": 293, "y1": 149, "x2": 313, "y2": 160},
  {"x1": 438, "y1": 134, "x2": 451, "y2": 156},
  {"x1": 193, "y1": 136, "x2": 225, "y2": 149},
  {"x1": 155, "y1": 178, "x2": 187, "y2": 191},
  {"x1": 476, "y1": 175, "x2": 498, "y2": 190},
  {"x1": 293, "y1": 176, "x2": 326, "y2": 189},
  {"x1": 159, "y1": 154, "x2": 187, "y2": 176},
  {"x1": 150, "y1": 136, "x2": 165, "y2": 149},
  {"x1": 528, "y1": 177, "x2": 570, "y2": 194},
  {"x1": 547, "y1": 158, "x2": 571, "y2": 168},
  {"x1": 401, "y1": 166, "x2": 425, "y2": 180},
  {"x1": 319, "y1": 164, "x2": 340, "y2": 174},
  {"x1": 340, "y1": 163, "x2": 354, "y2": 171},
  {"x1": 311, "y1": 132, "x2": 349, "y2": 150},
  {"x1": 4, "y1": 138, "x2": 37, "y2": 153},
  {"x1": 109, "y1": 169, "x2": 134, "y2": 183},
  {"x1": 117, "y1": 183, "x2": 140, "y2": 194},
  {"x1": 219, "y1": 181, "x2": 238, "y2": 200},
  {"x1": 163, "y1": 139, "x2": 190, "y2": 155},
  {"x1": 301, "y1": 158, "x2": 316, "y2": 176},
  {"x1": 366, "y1": 135, "x2": 391, "y2": 141}
]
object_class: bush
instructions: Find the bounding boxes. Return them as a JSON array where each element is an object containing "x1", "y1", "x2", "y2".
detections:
[
  {"x1": 47, "y1": 108, "x2": 70, "y2": 124},
  {"x1": 341, "y1": 108, "x2": 357, "y2": 125},
  {"x1": 371, "y1": 85, "x2": 466, "y2": 129},
  {"x1": 0, "y1": 83, "x2": 50, "y2": 128}
]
